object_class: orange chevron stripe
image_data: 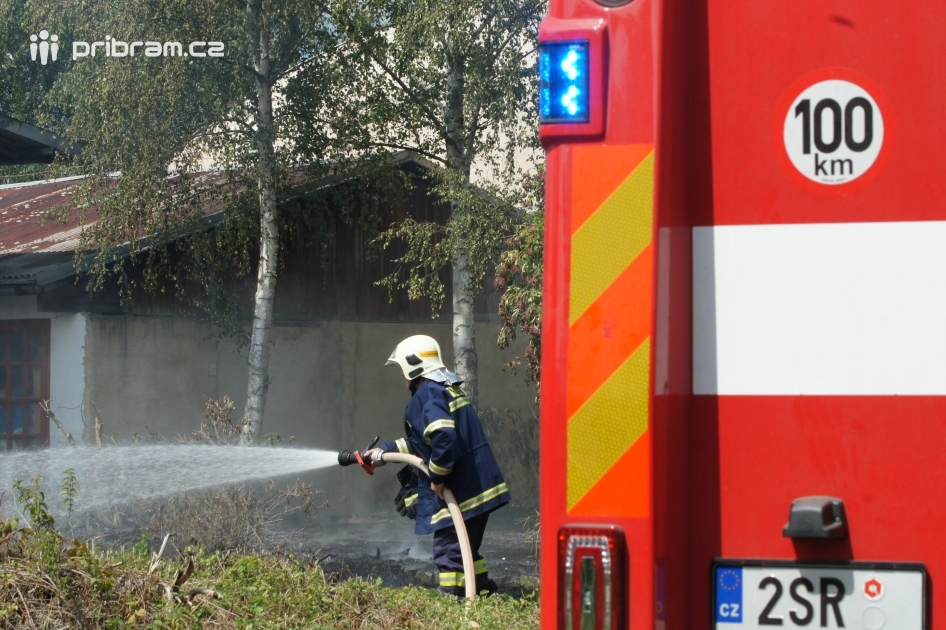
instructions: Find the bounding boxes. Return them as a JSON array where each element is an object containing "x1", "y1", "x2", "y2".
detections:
[
  {"x1": 567, "y1": 243, "x2": 654, "y2": 417},
  {"x1": 571, "y1": 144, "x2": 654, "y2": 233},
  {"x1": 569, "y1": 430, "x2": 650, "y2": 517}
]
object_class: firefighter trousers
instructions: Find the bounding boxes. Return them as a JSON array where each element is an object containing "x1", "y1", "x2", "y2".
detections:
[{"x1": 433, "y1": 512, "x2": 496, "y2": 596}]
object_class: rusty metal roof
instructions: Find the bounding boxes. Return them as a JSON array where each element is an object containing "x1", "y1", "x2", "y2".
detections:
[{"x1": 0, "y1": 176, "x2": 94, "y2": 254}]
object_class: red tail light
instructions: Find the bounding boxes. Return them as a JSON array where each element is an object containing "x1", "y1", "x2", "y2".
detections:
[{"x1": 558, "y1": 525, "x2": 626, "y2": 630}]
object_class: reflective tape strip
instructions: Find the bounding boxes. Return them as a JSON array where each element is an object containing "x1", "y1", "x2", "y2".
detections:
[
  {"x1": 438, "y1": 562, "x2": 488, "y2": 588},
  {"x1": 424, "y1": 419, "x2": 455, "y2": 443},
  {"x1": 395, "y1": 438, "x2": 410, "y2": 454},
  {"x1": 430, "y1": 482, "x2": 510, "y2": 524},
  {"x1": 448, "y1": 397, "x2": 470, "y2": 412},
  {"x1": 404, "y1": 493, "x2": 418, "y2": 507},
  {"x1": 569, "y1": 151, "x2": 654, "y2": 324},
  {"x1": 429, "y1": 461, "x2": 452, "y2": 476},
  {"x1": 566, "y1": 145, "x2": 654, "y2": 518},
  {"x1": 439, "y1": 572, "x2": 464, "y2": 587},
  {"x1": 567, "y1": 339, "x2": 650, "y2": 511}
]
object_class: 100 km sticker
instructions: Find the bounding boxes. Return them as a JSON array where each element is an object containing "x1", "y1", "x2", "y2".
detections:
[{"x1": 781, "y1": 72, "x2": 889, "y2": 188}]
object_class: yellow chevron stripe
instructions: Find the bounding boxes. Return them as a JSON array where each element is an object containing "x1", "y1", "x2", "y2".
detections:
[
  {"x1": 567, "y1": 338, "x2": 650, "y2": 511},
  {"x1": 569, "y1": 151, "x2": 655, "y2": 324}
]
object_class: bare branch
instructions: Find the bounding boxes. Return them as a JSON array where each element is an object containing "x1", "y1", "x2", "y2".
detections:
[
  {"x1": 149, "y1": 532, "x2": 174, "y2": 575},
  {"x1": 41, "y1": 400, "x2": 77, "y2": 446}
]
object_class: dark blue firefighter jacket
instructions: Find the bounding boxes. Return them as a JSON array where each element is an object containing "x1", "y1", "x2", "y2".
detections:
[{"x1": 380, "y1": 379, "x2": 510, "y2": 535}]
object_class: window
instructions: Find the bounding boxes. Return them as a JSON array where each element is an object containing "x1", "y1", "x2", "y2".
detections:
[{"x1": 0, "y1": 320, "x2": 50, "y2": 450}]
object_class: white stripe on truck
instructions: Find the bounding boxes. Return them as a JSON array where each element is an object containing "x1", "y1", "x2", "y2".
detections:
[{"x1": 694, "y1": 221, "x2": 946, "y2": 395}]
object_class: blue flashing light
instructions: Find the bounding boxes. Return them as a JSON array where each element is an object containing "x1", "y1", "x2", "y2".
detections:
[{"x1": 538, "y1": 41, "x2": 589, "y2": 124}]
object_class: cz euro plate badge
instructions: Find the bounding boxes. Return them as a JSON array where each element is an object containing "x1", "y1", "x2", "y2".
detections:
[{"x1": 713, "y1": 560, "x2": 926, "y2": 629}]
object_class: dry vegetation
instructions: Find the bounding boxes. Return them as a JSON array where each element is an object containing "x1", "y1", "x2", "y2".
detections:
[{"x1": 0, "y1": 520, "x2": 538, "y2": 628}]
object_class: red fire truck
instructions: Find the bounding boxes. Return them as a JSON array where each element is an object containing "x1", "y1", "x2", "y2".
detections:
[{"x1": 539, "y1": 0, "x2": 942, "y2": 628}]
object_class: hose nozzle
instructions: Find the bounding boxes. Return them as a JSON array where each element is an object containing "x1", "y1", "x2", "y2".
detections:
[
  {"x1": 338, "y1": 436, "x2": 380, "y2": 475},
  {"x1": 337, "y1": 449, "x2": 359, "y2": 467}
]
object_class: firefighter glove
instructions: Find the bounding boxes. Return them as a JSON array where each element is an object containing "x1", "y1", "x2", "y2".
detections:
[
  {"x1": 395, "y1": 486, "x2": 418, "y2": 519},
  {"x1": 394, "y1": 465, "x2": 418, "y2": 519}
]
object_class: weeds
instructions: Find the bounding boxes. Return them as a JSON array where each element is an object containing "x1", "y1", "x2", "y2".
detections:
[
  {"x1": 60, "y1": 467, "x2": 79, "y2": 526},
  {"x1": 11, "y1": 476, "x2": 55, "y2": 532},
  {"x1": 519, "y1": 509, "x2": 541, "y2": 573},
  {"x1": 0, "y1": 474, "x2": 538, "y2": 629},
  {"x1": 93, "y1": 478, "x2": 320, "y2": 553}
]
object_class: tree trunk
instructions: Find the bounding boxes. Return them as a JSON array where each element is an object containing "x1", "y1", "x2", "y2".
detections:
[
  {"x1": 242, "y1": 0, "x2": 278, "y2": 442},
  {"x1": 443, "y1": 47, "x2": 478, "y2": 406},
  {"x1": 452, "y1": 246, "x2": 478, "y2": 406}
]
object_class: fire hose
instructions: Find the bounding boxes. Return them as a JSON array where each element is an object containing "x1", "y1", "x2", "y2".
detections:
[{"x1": 338, "y1": 437, "x2": 476, "y2": 601}]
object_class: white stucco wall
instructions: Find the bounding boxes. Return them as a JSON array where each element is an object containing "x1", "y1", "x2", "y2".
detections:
[
  {"x1": 0, "y1": 295, "x2": 87, "y2": 445},
  {"x1": 49, "y1": 313, "x2": 87, "y2": 445}
]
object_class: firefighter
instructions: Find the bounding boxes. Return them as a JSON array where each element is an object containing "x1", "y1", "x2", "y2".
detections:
[{"x1": 369, "y1": 334, "x2": 510, "y2": 596}]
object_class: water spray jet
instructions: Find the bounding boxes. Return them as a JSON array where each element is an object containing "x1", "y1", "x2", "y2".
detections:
[{"x1": 0, "y1": 444, "x2": 341, "y2": 515}]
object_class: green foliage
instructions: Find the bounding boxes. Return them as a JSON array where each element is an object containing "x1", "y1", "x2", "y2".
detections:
[
  {"x1": 374, "y1": 169, "x2": 523, "y2": 314},
  {"x1": 0, "y1": 0, "x2": 74, "y2": 120},
  {"x1": 13, "y1": 475, "x2": 55, "y2": 532},
  {"x1": 0, "y1": 516, "x2": 23, "y2": 556},
  {"x1": 328, "y1": 0, "x2": 544, "y2": 173},
  {"x1": 132, "y1": 533, "x2": 150, "y2": 558},
  {"x1": 374, "y1": 215, "x2": 451, "y2": 312},
  {"x1": 332, "y1": 0, "x2": 545, "y2": 330},
  {"x1": 495, "y1": 168, "x2": 544, "y2": 388},
  {"x1": 60, "y1": 466, "x2": 79, "y2": 525}
]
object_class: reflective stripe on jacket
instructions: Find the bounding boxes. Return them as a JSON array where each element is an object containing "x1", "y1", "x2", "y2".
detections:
[{"x1": 380, "y1": 379, "x2": 510, "y2": 534}]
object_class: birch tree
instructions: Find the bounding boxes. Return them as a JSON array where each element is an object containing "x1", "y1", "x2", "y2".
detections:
[
  {"x1": 41, "y1": 0, "x2": 344, "y2": 441},
  {"x1": 328, "y1": 0, "x2": 544, "y2": 406}
]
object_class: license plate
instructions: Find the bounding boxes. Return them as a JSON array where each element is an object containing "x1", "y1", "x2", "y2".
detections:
[{"x1": 713, "y1": 560, "x2": 927, "y2": 629}]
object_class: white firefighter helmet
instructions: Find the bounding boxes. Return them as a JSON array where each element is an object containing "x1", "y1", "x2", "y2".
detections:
[{"x1": 386, "y1": 335, "x2": 447, "y2": 380}]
